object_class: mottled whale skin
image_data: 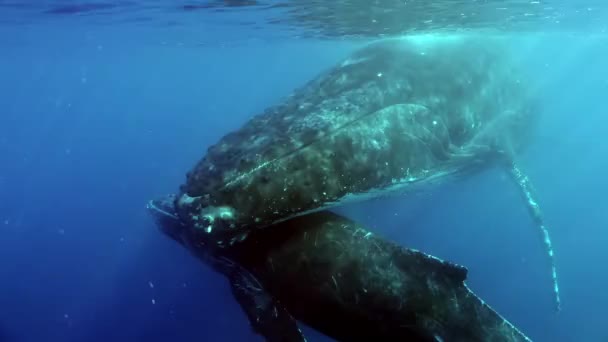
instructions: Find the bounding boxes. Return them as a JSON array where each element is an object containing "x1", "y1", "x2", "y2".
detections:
[
  {"x1": 175, "y1": 34, "x2": 537, "y2": 244},
  {"x1": 173, "y1": 33, "x2": 561, "y2": 311},
  {"x1": 149, "y1": 196, "x2": 532, "y2": 342}
]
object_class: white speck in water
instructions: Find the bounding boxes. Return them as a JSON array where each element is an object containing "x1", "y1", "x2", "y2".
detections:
[
  {"x1": 64, "y1": 314, "x2": 69, "y2": 319},
  {"x1": 377, "y1": 72, "x2": 383, "y2": 77},
  {"x1": 151, "y1": 299, "x2": 156, "y2": 305},
  {"x1": 149, "y1": 281, "x2": 154, "y2": 289},
  {"x1": 432, "y1": 120, "x2": 437, "y2": 126}
]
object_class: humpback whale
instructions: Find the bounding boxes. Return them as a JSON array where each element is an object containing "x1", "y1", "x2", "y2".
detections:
[
  {"x1": 172, "y1": 34, "x2": 560, "y2": 311},
  {"x1": 149, "y1": 195, "x2": 533, "y2": 342}
]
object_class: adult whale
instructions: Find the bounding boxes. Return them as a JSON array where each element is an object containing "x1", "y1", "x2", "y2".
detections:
[
  {"x1": 149, "y1": 195, "x2": 532, "y2": 342},
  {"x1": 173, "y1": 33, "x2": 560, "y2": 310}
]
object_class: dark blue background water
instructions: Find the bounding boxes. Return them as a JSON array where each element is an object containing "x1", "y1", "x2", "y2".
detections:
[{"x1": 1, "y1": 20, "x2": 607, "y2": 342}]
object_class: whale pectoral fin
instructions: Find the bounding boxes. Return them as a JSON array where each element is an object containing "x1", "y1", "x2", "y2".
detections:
[
  {"x1": 228, "y1": 267, "x2": 306, "y2": 342},
  {"x1": 506, "y1": 159, "x2": 561, "y2": 312}
]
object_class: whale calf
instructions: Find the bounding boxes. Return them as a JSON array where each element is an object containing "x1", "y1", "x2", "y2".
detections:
[{"x1": 149, "y1": 196, "x2": 532, "y2": 341}]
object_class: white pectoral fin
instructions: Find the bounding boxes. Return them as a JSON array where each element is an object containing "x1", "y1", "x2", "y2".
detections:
[{"x1": 507, "y1": 159, "x2": 561, "y2": 313}]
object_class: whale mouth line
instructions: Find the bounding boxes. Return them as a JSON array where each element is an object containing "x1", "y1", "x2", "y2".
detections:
[
  {"x1": 147, "y1": 196, "x2": 197, "y2": 248},
  {"x1": 146, "y1": 199, "x2": 179, "y2": 221}
]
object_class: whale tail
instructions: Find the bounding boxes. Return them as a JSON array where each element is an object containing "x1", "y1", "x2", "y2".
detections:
[{"x1": 506, "y1": 159, "x2": 561, "y2": 313}]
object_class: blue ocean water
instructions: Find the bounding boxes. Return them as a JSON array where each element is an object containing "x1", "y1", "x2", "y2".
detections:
[{"x1": 1, "y1": 2, "x2": 608, "y2": 341}]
